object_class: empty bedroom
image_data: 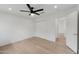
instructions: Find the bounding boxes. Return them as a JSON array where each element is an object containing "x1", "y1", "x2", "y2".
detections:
[{"x1": 0, "y1": 4, "x2": 78, "y2": 54}]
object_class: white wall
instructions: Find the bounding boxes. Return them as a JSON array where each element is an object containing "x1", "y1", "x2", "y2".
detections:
[
  {"x1": 35, "y1": 17, "x2": 57, "y2": 41},
  {"x1": 0, "y1": 12, "x2": 35, "y2": 46}
]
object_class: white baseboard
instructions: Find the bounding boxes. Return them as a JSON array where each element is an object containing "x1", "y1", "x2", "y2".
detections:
[{"x1": 0, "y1": 36, "x2": 33, "y2": 47}]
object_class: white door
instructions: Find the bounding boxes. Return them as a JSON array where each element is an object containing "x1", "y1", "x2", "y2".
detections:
[
  {"x1": 57, "y1": 18, "x2": 66, "y2": 34},
  {"x1": 65, "y1": 11, "x2": 77, "y2": 53},
  {"x1": 56, "y1": 11, "x2": 77, "y2": 53}
]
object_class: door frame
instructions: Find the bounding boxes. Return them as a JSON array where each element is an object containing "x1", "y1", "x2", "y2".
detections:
[{"x1": 77, "y1": 12, "x2": 79, "y2": 54}]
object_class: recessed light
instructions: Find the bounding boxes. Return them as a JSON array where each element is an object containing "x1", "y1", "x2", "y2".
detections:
[
  {"x1": 8, "y1": 8, "x2": 12, "y2": 11},
  {"x1": 54, "y1": 5, "x2": 57, "y2": 8}
]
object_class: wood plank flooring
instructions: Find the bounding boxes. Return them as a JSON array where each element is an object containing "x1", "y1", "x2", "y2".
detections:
[{"x1": 0, "y1": 37, "x2": 74, "y2": 54}]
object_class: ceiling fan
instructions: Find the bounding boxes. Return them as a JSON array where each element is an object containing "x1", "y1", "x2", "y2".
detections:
[{"x1": 20, "y1": 4, "x2": 44, "y2": 16}]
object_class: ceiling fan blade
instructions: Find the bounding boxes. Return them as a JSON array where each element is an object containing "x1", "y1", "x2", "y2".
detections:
[
  {"x1": 27, "y1": 4, "x2": 32, "y2": 9},
  {"x1": 33, "y1": 12, "x2": 40, "y2": 15},
  {"x1": 26, "y1": 4, "x2": 34, "y2": 12},
  {"x1": 20, "y1": 10, "x2": 30, "y2": 12},
  {"x1": 34, "y1": 9, "x2": 44, "y2": 12}
]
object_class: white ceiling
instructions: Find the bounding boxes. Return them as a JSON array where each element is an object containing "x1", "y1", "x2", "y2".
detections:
[{"x1": 0, "y1": 4, "x2": 77, "y2": 20}]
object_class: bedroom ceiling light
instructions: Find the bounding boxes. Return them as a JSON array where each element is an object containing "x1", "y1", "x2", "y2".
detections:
[
  {"x1": 54, "y1": 5, "x2": 58, "y2": 8},
  {"x1": 8, "y1": 8, "x2": 12, "y2": 11}
]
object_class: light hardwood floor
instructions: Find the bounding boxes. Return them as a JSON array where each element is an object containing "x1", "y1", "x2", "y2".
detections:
[{"x1": 0, "y1": 37, "x2": 75, "y2": 54}]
